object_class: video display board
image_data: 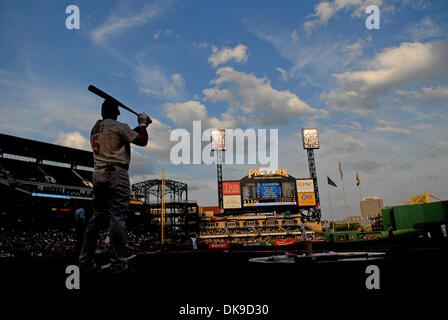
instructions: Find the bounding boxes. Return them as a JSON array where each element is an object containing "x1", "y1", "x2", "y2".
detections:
[
  {"x1": 296, "y1": 179, "x2": 316, "y2": 206},
  {"x1": 242, "y1": 181, "x2": 296, "y2": 207},
  {"x1": 223, "y1": 181, "x2": 242, "y2": 209},
  {"x1": 298, "y1": 192, "x2": 316, "y2": 206}
]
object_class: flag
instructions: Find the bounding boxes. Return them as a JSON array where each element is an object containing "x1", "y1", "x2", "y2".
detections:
[
  {"x1": 327, "y1": 176, "x2": 337, "y2": 188},
  {"x1": 338, "y1": 162, "x2": 343, "y2": 181},
  {"x1": 356, "y1": 172, "x2": 360, "y2": 186}
]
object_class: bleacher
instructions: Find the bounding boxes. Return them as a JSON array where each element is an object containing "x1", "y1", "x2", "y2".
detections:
[
  {"x1": 1, "y1": 158, "x2": 46, "y2": 182},
  {"x1": 0, "y1": 133, "x2": 94, "y2": 198},
  {"x1": 40, "y1": 163, "x2": 92, "y2": 188}
]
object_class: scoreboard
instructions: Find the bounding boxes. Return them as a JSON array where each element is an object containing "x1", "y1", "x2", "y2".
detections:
[
  {"x1": 242, "y1": 181, "x2": 297, "y2": 207},
  {"x1": 222, "y1": 169, "x2": 317, "y2": 212}
]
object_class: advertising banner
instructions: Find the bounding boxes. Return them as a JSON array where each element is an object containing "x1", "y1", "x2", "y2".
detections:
[
  {"x1": 296, "y1": 179, "x2": 315, "y2": 193},
  {"x1": 274, "y1": 240, "x2": 295, "y2": 246},
  {"x1": 223, "y1": 195, "x2": 242, "y2": 209},
  {"x1": 223, "y1": 181, "x2": 241, "y2": 195},
  {"x1": 298, "y1": 192, "x2": 316, "y2": 206},
  {"x1": 223, "y1": 181, "x2": 242, "y2": 209},
  {"x1": 208, "y1": 243, "x2": 229, "y2": 249}
]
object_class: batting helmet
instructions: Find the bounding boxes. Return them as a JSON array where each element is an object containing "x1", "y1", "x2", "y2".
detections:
[{"x1": 101, "y1": 99, "x2": 120, "y2": 118}]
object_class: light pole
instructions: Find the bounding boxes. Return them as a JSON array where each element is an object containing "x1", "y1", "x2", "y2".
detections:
[
  {"x1": 301, "y1": 128, "x2": 321, "y2": 222},
  {"x1": 211, "y1": 129, "x2": 226, "y2": 210}
]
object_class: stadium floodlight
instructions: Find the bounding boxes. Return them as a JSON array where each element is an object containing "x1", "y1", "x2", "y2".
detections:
[
  {"x1": 211, "y1": 129, "x2": 226, "y2": 209},
  {"x1": 301, "y1": 128, "x2": 319, "y2": 149},
  {"x1": 211, "y1": 129, "x2": 226, "y2": 151}
]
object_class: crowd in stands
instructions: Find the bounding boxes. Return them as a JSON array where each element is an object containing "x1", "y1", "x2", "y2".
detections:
[
  {"x1": 200, "y1": 228, "x2": 227, "y2": 236},
  {"x1": 198, "y1": 224, "x2": 322, "y2": 245},
  {"x1": 0, "y1": 225, "x2": 322, "y2": 258},
  {"x1": 0, "y1": 228, "x2": 77, "y2": 258},
  {"x1": 0, "y1": 227, "x2": 156, "y2": 259},
  {"x1": 257, "y1": 227, "x2": 285, "y2": 234},
  {"x1": 199, "y1": 234, "x2": 316, "y2": 245},
  {"x1": 227, "y1": 228, "x2": 257, "y2": 234},
  {"x1": 200, "y1": 226, "x2": 289, "y2": 237},
  {"x1": 282, "y1": 226, "x2": 302, "y2": 232}
]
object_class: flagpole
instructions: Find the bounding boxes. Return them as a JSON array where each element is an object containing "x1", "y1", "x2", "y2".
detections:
[
  {"x1": 327, "y1": 182, "x2": 335, "y2": 232},
  {"x1": 357, "y1": 172, "x2": 363, "y2": 202},
  {"x1": 342, "y1": 179, "x2": 350, "y2": 230},
  {"x1": 339, "y1": 161, "x2": 349, "y2": 230}
]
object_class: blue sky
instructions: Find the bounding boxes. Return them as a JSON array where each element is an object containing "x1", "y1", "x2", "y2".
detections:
[{"x1": 1, "y1": 0, "x2": 448, "y2": 219}]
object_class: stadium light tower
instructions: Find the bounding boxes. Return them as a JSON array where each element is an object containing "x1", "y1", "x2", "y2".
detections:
[
  {"x1": 301, "y1": 128, "x2": 321, "y2": 222},
  {"x1": 211, "y1": 129, "x2": 226, "y2": 210}
]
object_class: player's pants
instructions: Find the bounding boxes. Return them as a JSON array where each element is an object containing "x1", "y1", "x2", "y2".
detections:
[{"x1": 79, "y1": 167, "x2": 130, "y2": 273}]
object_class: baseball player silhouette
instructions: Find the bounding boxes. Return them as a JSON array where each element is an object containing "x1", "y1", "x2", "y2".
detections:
[{"x1": 79, "y1": 99, "x2": 149, "y2": 275}]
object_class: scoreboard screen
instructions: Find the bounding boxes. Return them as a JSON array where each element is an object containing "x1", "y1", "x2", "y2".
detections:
[
  {"x1": 257, "y1": 183, "x2": 280, "y2": 198},
  {"x1": 242, "y1": 181, "x2": 297, "y2": 207}
]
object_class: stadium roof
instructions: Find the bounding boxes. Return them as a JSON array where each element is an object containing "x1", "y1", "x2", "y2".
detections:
[{"x1": 0, "y1": 133, "x2": 93, "y2": 168}]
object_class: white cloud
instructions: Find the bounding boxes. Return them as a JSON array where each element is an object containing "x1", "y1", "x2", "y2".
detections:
[
  {"x1": 374, "y1": 126, "x2": 411, "y2": 135},
  {"x1": 336, "y1": 42, "x2": 448, "y2": 92},
  {"x1": 91, "y1": 3, "x2": 163, "y2": 43},
  {"x1": 153, "y1": 29, "x2": 173, "y2": 39},
  {"x1": 204, "y1": 67, "x2": 317, "y2": 125},
  {"x1": 323, "y1": 130, "x2": 367, "y2": 153},
  {"x1": 376, "y1": 119, "x2": 398, "y2": 127},
  {"x1": 305, "y1": 0, "x2": 383, "y2": 33},
  {"x1": 145, "y1": 118, "x2": 172, "y2": 160},
  {"x1": 335, "y1": 120, "x2": 363, "y2": 130},
  {"x1": 410, "y1": 0, "x2": 431, "y2": 10},
  {"x1": 396, "y1": 86, "x2": 448, "y2": 104},
  {"x1": 163, "y1": 100, "x2": 208, "y2": 127},
  {"x1": 129, "y1": 147, "x2": 155, "y2": 178},
  {"x1": 202, "y1": 88, "x2": 234, "y2": 102},
  {"x1": 208, "y1": 44, "x2": 249, "y2": 67},
  {"x1": 429, "y1": 140, "x2": 448, "y2": 150},
  {"x1": 41, "y1": 117, "x2": 53, "y2": 125},
  {"x1": 244, "y1": 22, "x2": 355, "y2": 76},
  {"x1": 407, "y1": 17, "x2": 443, "y2": 41},
  {"x1": 140, "y1": 73, "x2": 185, "y2": 98},
  {"x1": 162, "y1": 100, "x2": 237, "y2": 129},
  {"x1": 321, "y1": 90, "x2": 375, "y2": 116},
  {"x1": 350, "y1": 121, "x2": 362, "y2": 130},
  {"x1": 291, "y1": 30, "x2": 299, "y2": 42},
  {"x1": 408, "y1": 124, "x2": 433, "y2": 131},
  {"x1": 55, "y1": 132, "x2": 90, "y2": 151},
  {"x1": 139, "y1": 87, "x2": 159, "y2": 95},
  {"x1": 276, "y1": 67, "x2": 288, "y2": 81},
  {"x1": 342, "y1": 40, "x2": 363, "y2": 66},
  {"x1": 135, "y1": 54, "x2": 186, "y2": 100},
  {"x1": 346, "y1": 158, "x2": 385, "y2": 173},
  {"x1": 373, "y1": 119, "x2": 411, "y2": 135},
  {"x1": 323, "y1": 41, "x2": 448, "y2": 113},
  {"x1": 0, "y1": 71, "x2": 99, "y2": 137}
]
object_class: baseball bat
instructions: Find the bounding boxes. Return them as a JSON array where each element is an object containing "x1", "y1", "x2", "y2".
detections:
[{"x1": 88, "y1": 84, "x2": 143, "y2": 115}]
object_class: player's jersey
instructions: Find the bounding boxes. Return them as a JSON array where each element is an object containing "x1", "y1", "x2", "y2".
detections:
[{"x1": 90, "y1": 119, "x2": 139, "y2": 170}]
